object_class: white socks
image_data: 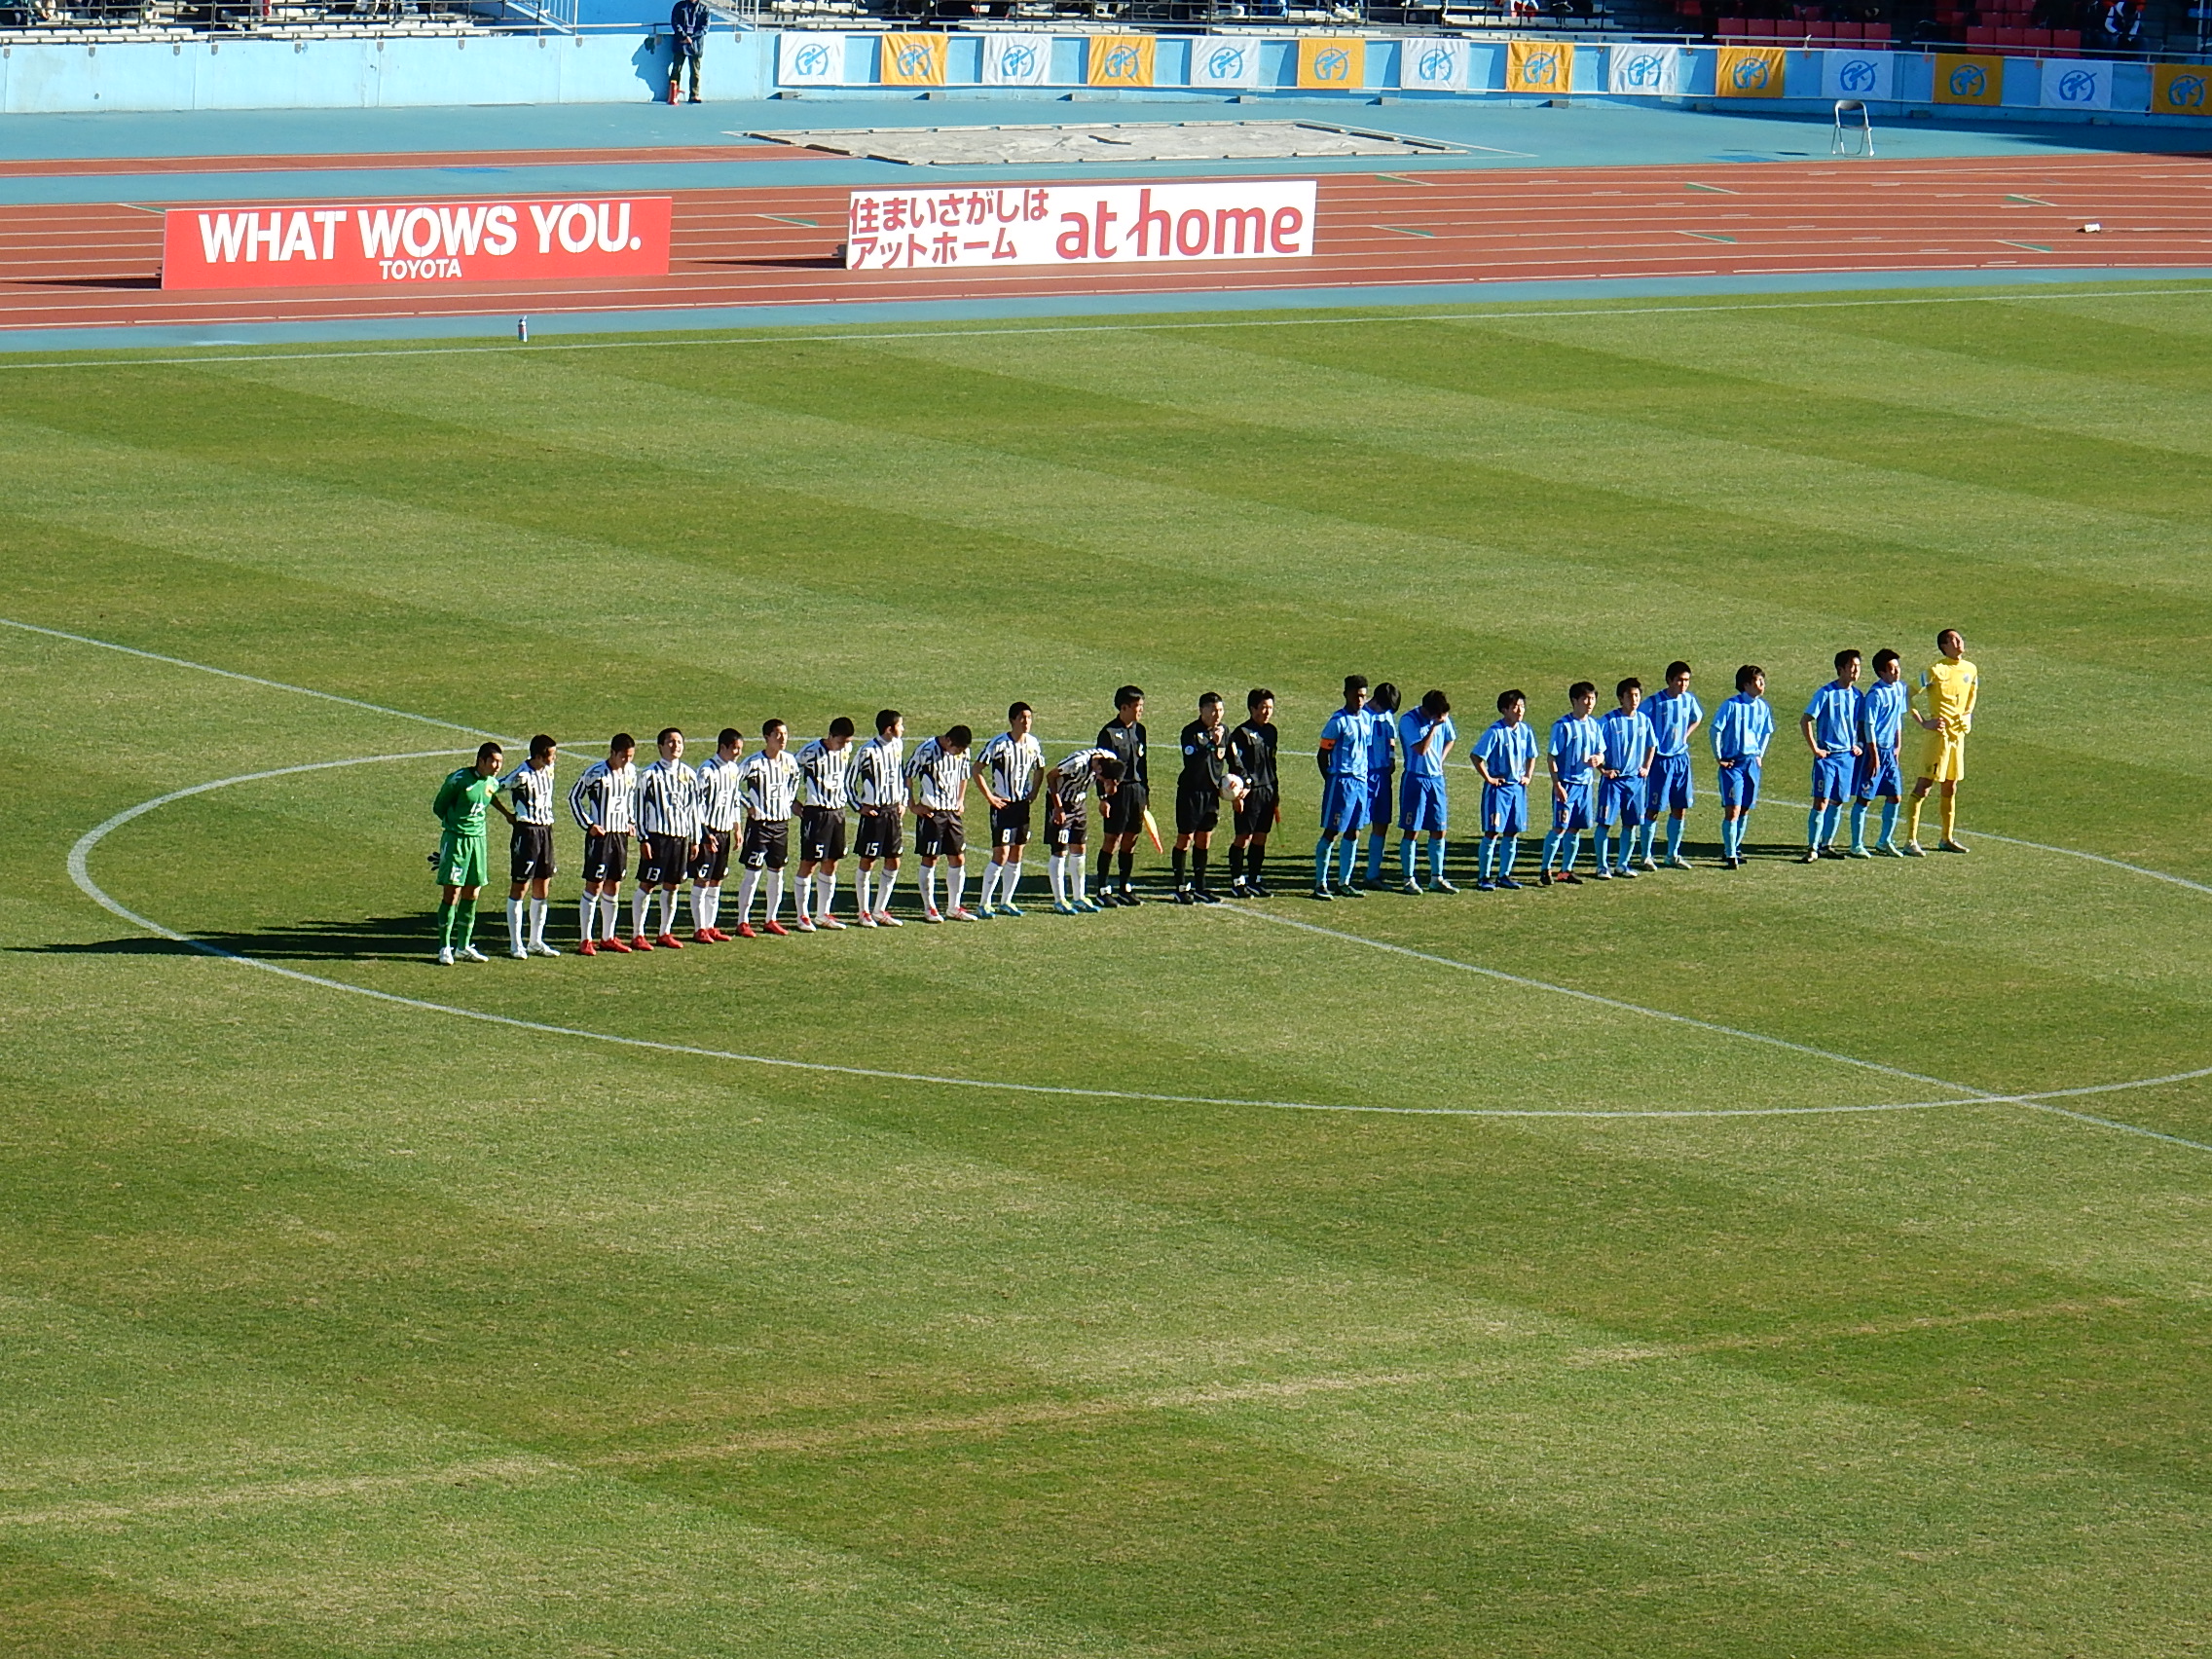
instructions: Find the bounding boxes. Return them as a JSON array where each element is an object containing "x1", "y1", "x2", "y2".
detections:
[
  {"x1": 1003, "y1": 860, "x2": 1021, "y2": 905},
  {"x1": 689, "y1": 884, "x2": 714, "y2": 933},
  {"x1": 736, "y1": 867, "x2": 761, "y2": 926},
  {"x1": 630, "y1": 889, "x2": 651, "y2": 939},
  {"x1": 948, "y1": 864, "x2": 967, "y2": 914},
  {"x1": 876, "y1": 865, "x2": 898, "y2": 911},
  {"x1": 979, "y1": 863, "x2": 1001, "y2": 909},
  {"x1": 815, "y1": 868, "x2": 836, "y2": 918},
  {"x1": 1048, "y1": 855, "x2": 1065, "y2": 903},
  {"x1": 528, "y1": 898, "x2": 547, "y2": 949},
  {"x1": 507, "y1": 898, "x2": 525, "y2": 954},
  {"x1": 921, "y1": 863, "x2": 940, "y2": 915},
  {"x1": 764, "y1": 870, "x2": 785, "y2": 923},
  {"x1": 855, "y1": 869, "x2": 873, "y2": 915},
  {"x1": 658, "y1": 889, "x2": 682, "y2": 937},
  {"x1": 580, "y1": 893, "x2": 596, "y2": 943},
  {"x1": 796, "y1": 873, "x2": 814, "y2": 918},
  {"x1": 1072, "y1": 859, "x2": 1088, "y2": 903},
  {"x1": 599, "y1": 893, "x2": 622, "y2": 940}
]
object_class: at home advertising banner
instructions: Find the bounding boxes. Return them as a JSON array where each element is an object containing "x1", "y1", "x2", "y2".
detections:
[
  {"x1": 1606, "y1": 42, "x2": 1682, "y2": 96},
  {"x1": 162, "y1": 197, "x2": 672, "y2": 290},
  {"x1": 1821, "y1": 48, "x2": 1894, "y2": 100},
  {"x1": 846, "y1": 180, "x2": 1316, "y2": 271}
]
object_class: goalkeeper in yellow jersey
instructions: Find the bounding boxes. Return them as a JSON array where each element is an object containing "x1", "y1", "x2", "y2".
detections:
[{"x1": 1904, "y1": 628, "x2": 1978, "y2": 856}]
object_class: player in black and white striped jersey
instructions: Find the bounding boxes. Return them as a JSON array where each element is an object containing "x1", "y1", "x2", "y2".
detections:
[
  {"x1": 495, "y1": 734, "x2": 562, "y2": 958},
  {"x1": 569, "y1": 733, "x2": 638, "y2": 955},
  {"x1": 687, "y1": 727, "x2": 744, "y2": 942},
  {"x1": 905, "y1": 724, "x2": 976, "y2": 923},
  {"x1": 630, "y1": 727, "x2": 701, "y2": 951},
  {"x1": 732, "y1": 719, "x2": 803, "y2": 939},
  {"x1": 794, "y1": 718, "x2": 856, "y2": 932},
  {"x1": 1045, "y1": 748, "x2": 1123, "y2": 912},
  {"x1": 975, "y1": 703, "x2": 1045, "y2": 919},
  {"x1": 850, "y1": 710, "x2": 906, "y2": 928}
]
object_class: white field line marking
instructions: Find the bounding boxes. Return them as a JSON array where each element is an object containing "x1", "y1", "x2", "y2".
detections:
[
  {"x1": 0, "y1": 617, "x2": 505, "y2": 742},
  {"x1": 19, "y1": 621, "x2": 2211, "y2": 1146},
  {"x1": 63, "y1": 753, "x2": 2212, "y2": 1142},
  {"x1": 1, "y1": 283, "x2": 2209, "y2": 373}
]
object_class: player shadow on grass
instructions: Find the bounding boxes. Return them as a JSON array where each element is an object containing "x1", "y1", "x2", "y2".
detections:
[{"x1": 25, "y1": 912, "x2": 437, "y2": 962}]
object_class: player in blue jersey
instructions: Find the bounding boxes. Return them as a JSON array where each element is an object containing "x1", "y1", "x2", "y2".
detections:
[
  {"x1": 1799, "y1": 649, "x2": 1864, "y2": 863},
  {"x1": 1474, "y1": 689, "x2": 1539, "y2": 891},
  {"x1": 1360, "y1": 682, "x2": 1400, "y2": 888},
  {"x1": 1595, "y1": 678, "x2": 1657, "y2": 880},
  {"x1": 1850, "y1": 647, "x2": 1909, "y2": 857},
  {"x1": 1640, "y1": 660, "x2": 1703, "y2": 869},
  {"x1": 1538, "y1": 682, "x2": 1605, "y2": 887},
  {"x1": 1394, "y1": 689, "x2": 1456, "y2": 893},
  {"x1": 1711, "y1": 664, "x2": 1775, "y2": 868},
  {"x1": 1313, "y1": 674, "x2": 1372, "y2": 901}
]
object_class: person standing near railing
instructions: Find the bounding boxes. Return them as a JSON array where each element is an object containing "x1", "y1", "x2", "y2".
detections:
[{"x1": 669, "y1": 0, "x2": 709, "y2": 104}]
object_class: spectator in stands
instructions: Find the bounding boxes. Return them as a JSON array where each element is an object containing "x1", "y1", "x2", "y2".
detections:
[{"x1": 668, "y1": 0, "x2": 709, "y2": 105}]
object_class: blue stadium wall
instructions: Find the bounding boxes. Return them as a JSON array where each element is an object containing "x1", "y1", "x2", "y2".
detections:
[{"x1": 0, "y1": 27, "x2": 2191, "y2": 125}]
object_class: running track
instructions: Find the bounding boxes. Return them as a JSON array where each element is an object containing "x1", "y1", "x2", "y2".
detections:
[{"x1": 5, "y1": 152, "x2": 2212, "y2": 333}]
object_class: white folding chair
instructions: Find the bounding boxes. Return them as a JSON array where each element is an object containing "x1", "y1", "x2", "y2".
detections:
[{"x1": 1831, "y1": 98, "x2": 1874, "y2": 157}]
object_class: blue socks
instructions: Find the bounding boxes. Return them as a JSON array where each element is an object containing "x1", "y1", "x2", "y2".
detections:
[
  {"x1": 1849, "y1": 798, "x2": 1869, "y2": 848},
  {"x1": 1666, "y1": 815, "x2": 1685, "y2": 861},
  {"x1": 1364, "y1": 833, "x2": 1386, "y2": 884},
  {"x1": 1428, "y1": 838, "x2": 1446, "y2": 882},
  {"x1": 1400, "y1": 837, "x2": 1417, "y2": 884},
  {"x1": 1806, "y1": 806, "x2": 1823, "y2": 850},
  {"x1": 1880, "y1": 799, "x2": 1899, "y2": 845},
  {"x1": 1314, "y1": 836, "x2": 1333, "y2": 889},
  {"x1": 1819, "y1": 801, "x2": 1843, "y2": 847},
  {"x1": 1339, "y1": 836, "x2": 1359, "y2": 888}
]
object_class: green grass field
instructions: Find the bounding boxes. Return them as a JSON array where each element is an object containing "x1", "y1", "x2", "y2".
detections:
[{"x1": 4, "y1": 282, "x2": 2210, "y2": 1658}]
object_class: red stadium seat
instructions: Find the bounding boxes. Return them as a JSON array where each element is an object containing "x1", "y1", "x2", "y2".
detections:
[
  {"x1": 1967, "y1": 24, "x2": 1994, "y2": 43},
  {"x1": 2024, "y1": 27, "x2": 2049, "y2": 45},
  {"x1": 1833, "y1": 22, "x2": 1862, "y2": 41},
  {"x1": 2052, "y1": 26, "x2": 2079, "y2": 46},
  {"x1": 1865, "y1": 20, "x2": 1892, "y2": 37},
  {"x1": 1996, "y1": 26, "x2": 2024, "y2": 44},
  {"x1": 1809, "y1": 19, "x2": 1833, "y2": 38}
]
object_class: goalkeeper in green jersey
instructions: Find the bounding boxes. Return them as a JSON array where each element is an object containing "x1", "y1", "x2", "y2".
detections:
[{"x1": 431, "y1": 742, "x2": 505, "y2": 965}]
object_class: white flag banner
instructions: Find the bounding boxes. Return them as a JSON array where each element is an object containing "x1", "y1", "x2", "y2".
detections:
[
  {"x1": 2042, "y1": 58, "x2": 2112, "y2": 109},
  {"x1": 776, "y1": 33, "x2": 852, "y2": 87},
  {"x1": 1821, "y1": 49, "x2": 1894, "y2": 100},
  {"x1": 982, "y1": 33, "x2": 1053, "y2": 87},
  {"x1": 1397, "y1": 37, "x2": 1470, "y2": 92},
  {"x1": 1606, "y1": 43, "x2": 1682, "y2": 96},
  {"x1": 1187, "y1": 36, "x2": 1263, "y2": 91}
]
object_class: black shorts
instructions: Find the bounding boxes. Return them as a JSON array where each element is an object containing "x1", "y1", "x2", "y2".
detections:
[
  {"x1": 581, "y1": 830, "x2": 629, "y2": 884},
  {"x1": 855, "y1": 807, "x2": 903, "y2": 861},
  {"x1": 740, "y1": 820, "x2": 790, "y2": 870},
  {"x1": 1175, "y1": 785, "x2": 1220, "y2": 836},
  {"x1": 690, "y1": 826, "x2": 732, "y2": 883},
  {"x1": 990, "y1": 800, "x2": 1033, "y2": 848},
  {"x1": 639, "y1": 831, "x2": 690, "y2": 885},
  {"x1": 1046, "y1": 807, "x2": 1088, "y2": 852},
  {"x1": 915, "y1": 812, "x2": 966, "y2": 859},
  {"x1": 799, "y1": 805, "x2": 847, "y2": 865},
  {"x1": 1234, "y1": 787, "x2": 1276, "y2": 838},
  {"x1": 1101, "y1": 780, "x2": 1148, "y2": 838},
  {"x1": 509, "y1": 823, "x2": 556, "y2": 883}
]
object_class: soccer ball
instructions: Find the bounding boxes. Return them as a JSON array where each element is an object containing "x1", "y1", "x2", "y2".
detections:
[{"x1": 1221, "y1": 772, "x2": 1247, "y2": 802}]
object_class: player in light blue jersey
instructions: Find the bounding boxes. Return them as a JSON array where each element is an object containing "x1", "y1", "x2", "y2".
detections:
[
  {"x1": 1538, "y1": 682, "x2": 1605, "y2": 887},
  {"x1": 1640, "y1": 660, "x2": 1703, "y2": 869},
  {"x1": 1474, "y1": 689, "x2": 1538, "y2": 891},
  {"x1": 1710, "y1": 664, "x2": 1774, "y2": 868},
  {"x1": 1851, "y1": 647, "x2": 1909, "y2": 856},
  {"x1": 1313, "y1": 674, "x2": 1372, "y2": 901},
  {"x1": 1595, "y1": 678, "x2": 1657, "y2": 879},
  {"x1": 1360, "y1": 682, "x2": 1401, "y2": 887},
  {"x1": 1799, "y1": 648, "x2": 1864, "y2": 863},
  {"x1": 1394, "y1": 689, "x2": 1456, "y2": 893}
]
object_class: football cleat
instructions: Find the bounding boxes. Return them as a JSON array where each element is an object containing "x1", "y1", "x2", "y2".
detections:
[
  {"x1": 1537, "y1": 870, "x2": 1554, "y2": 887},
  {"x1": 763, "y1": 920, "x2": 789, "y2": 938},
  {"x1": 1876, "y1": 841, "x2": 1904, "y2": 857},
  {"x1": 602, "y1": 937, "x2": 633, "y2": 952},
  {"x1": 435, "y1": 947, "x2": 456, "y2": 966},
  {"x1": 577, "y1": 940, "x2": 598, "y2": 957},
  {"x1": 656, "y1": 933, "x2": 684, "y2": 949},
  {"x1": 1848, "y1": 845, "x2": 1874, "y2": 860},
  {"x1": 458, "y1": 945, "x2": 489, "y2": 963},
  {"x1": 1495, "y1": 878, "x2": 1524, "y2": 891},
  {"x1": 1800, "y1": 850, "x2": 1821, "y2": 864},
  {"x1": 1557, "y1": 871, "x2": 1583, "y2": 885},
  {"x1": 1665, "y1": 855, "x2": 1694, "y2": 869},
  {"x1": 1614, "y1": 867, "x2": 1638, "y2": 879},
  {"x1": 873, "y1": 909, "x2": 903, "y2": 927},
  {"x1": 531, "y1": 941, "x2": 562, "y2": 956},
  {"x1": 1900, "y1": 841, "x2": 1926, "y2": 858},
  {"x1": 857, "y1": 912, "x2": 879, "y2": 928},
  {"x1": 1431, "y1": 878, "x2": 1458, "y2": 894},
  {"x1": 999, "y1": 903, "x2": 1023, "y2": 917},
  {"x1": 509, "y1": 948, "x2": 530, "y2": 960},
  {"x1": 1053, "y1": 901, "x2": 1080, "y2": 915},
  {"x1": 1638, "y1": 858, "x2": 1658, "y2": 872},
  {"x1": 793, "y1": 915, "x2": 817, "y2": 932},
  {"x1": 1334, "y1": 884, "x2": 1364, "y2": 899},
  {"x1": 1475, "y1": 880, "x2": 1495, "y2": 892},
  {"x1": 630, "y1": 935, "x2": 654, "y2": 952},
  {"x1": 948, "y1": 907, "x2": 978, "y2": 922},
  {"x1": 1175, "y1": 889, "x2": 1197, "y2": 905},
  {"x1": 734, "y1": 923, "x2": 756, "y2": 939},
  {"x1": 1248, "y1": 881, "x2": 1272, "y2": 898},
  {"x1": 816, "y1": 914, "x2": 847, "y2": 930},
  {"x1": 1400, "y1": 880, "x2": 1422, "y2": 895},
  {"x1": 1591, "y1": 869, "x2": 1613, "y2": 881},
  {"x1": 977, "y1": 903, "x2": 997, "y2": 918},
  {"x1": 922, "y1": 908, "x2": 943, "y2": 924},
  {"x1": 1194, "y1": 889, "x2": 1223, "y2": 904},
  {"x1": 1938, "y1": 839, "x2": 1971, "y2": 854},
  {"x1": 1311, "y1": 886, "x2": 1333, "y2": 902}
]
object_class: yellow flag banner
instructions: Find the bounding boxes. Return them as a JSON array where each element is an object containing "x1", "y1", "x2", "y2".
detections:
[
  {"x1": 877, "y1": 33, "x2": 946, "y2": 87},
  {"x1": 1295, "y1": 36, "x2": 1364, "y2": 91},
  {"x1": 1504, "y1": 40, "x2": 1572, "y2": 94},
  {"x1": 2152, "y1": 61, "x2": 2211, "y2": 115},
  {"x1": 1087, "y1": 34, "x2": 1156, "y2": 88},
  {"x1": 1714, "y1": 46, "x2": 1785, "y2": 97},
  {"x1": 1932, "y1": 53, "x2": 2004, "y2": 105}
]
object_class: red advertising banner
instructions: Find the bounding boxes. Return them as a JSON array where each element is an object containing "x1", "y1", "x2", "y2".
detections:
[{"x1": 160, "y1": 197, "x2": 673, "y2": 291}]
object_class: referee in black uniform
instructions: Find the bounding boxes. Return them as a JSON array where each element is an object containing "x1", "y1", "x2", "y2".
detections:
[
  {"x1": 1229, "y1": 688, "x2": 1281, "y2": 898},
  {"x1": 1094, "y1": 684, "x2": 1149, "y2": 905}
]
